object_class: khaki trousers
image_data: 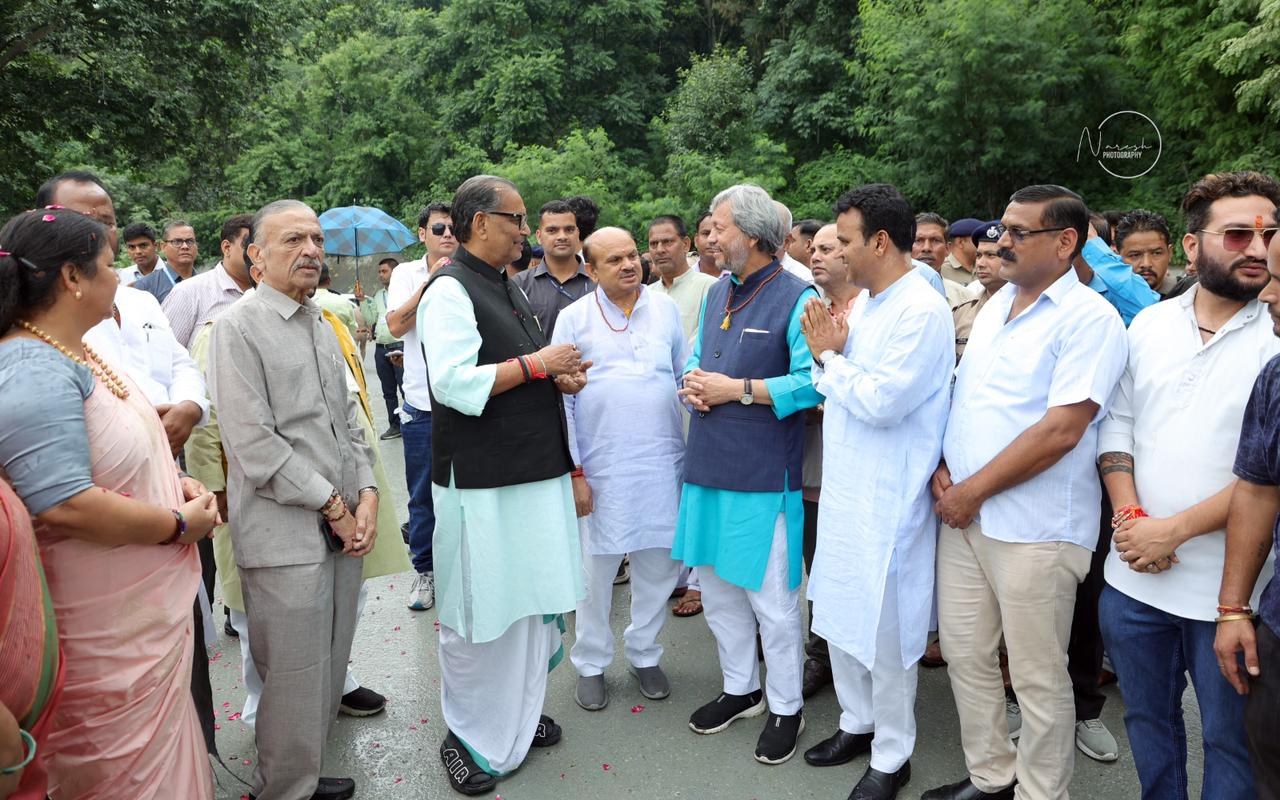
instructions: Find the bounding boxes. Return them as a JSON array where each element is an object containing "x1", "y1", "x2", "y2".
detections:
[{"x1": 937, "y1": 523, "x2": 1091, "y2": 800}]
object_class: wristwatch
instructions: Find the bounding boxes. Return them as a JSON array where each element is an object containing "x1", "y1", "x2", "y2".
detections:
[
  {"x1": 740, "y1": 378, "x2": 754, "y2": 405},
  {"x1": 818, "y1": 349, "x2": 838, "y2": 367}
]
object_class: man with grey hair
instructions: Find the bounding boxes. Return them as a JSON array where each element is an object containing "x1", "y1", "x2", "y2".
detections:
[
  {"x1": 418, "y1": 175, "x2": 590, "y2": 795},
  {"x1": 676, "y1": 183, "x2": 822, "y2": 765},
  {"x1": 209, "y1": 198, "x2": 378, "y2": 800}
]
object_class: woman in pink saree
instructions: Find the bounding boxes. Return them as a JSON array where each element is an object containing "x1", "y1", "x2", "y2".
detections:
[{"x1": 0, "y1": 209, "x2": 220, "y2": 799}]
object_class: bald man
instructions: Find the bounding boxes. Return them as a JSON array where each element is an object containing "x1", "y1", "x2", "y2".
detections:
[{"x1": 551, "y1": 228, "x2": 689, "y2": 711}]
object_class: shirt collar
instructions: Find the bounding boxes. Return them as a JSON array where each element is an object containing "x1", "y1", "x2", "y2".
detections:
[
  {"x1": 1179, "y1": 283, "x2": 1263, "y2": 335},
  {"x1": 212, "y1": 262, "x2": 243, "y2": 295},
  {"x1": 1040, "y1": 266, "x2": 1081, "y2": 305},
  {"x1": 531, "y1": 259, "x2": 590, "y2": 282},
  {"x1": 256, "y1": 281, "x2": 318, "y2": 320}
]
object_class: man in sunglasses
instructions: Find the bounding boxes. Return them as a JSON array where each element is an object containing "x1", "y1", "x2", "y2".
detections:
[
  {"x1": 385, "y1": 202, "x2": 459, "y2": 613},
  {"x1": 1100, "y1": 171, "x2": 1280, "y2": 798}
]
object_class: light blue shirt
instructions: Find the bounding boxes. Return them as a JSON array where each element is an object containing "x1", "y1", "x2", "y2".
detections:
[
  {"x1": 912, "y1": 260, "x2": 947, "y2": 297},
  {"x1": 1081, "y1": 238, "x2": 1159, "y2": 326}
]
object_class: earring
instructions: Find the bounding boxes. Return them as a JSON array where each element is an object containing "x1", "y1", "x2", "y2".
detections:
[{"x1": 74, "y1": 290, "x2": 83, "y2": 300}]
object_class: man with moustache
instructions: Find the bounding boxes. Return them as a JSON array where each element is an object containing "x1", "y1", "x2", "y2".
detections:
[
  {"x1": 513, "y1": 199, "x2": 595, "y2": 337},
  {"x1": 951, "y1": 223, "x2": 1007, "y2": 362},
  {"x1": 912, "y1": 212, "x2": 970, "y2": 307},
  {"x1": 1114, "y1": 209, "x2": 1178, "y2": 296},
  {"x1": 676, "y1": 184, "x2": 821, "y2": 765},
  {"x1": 418, "y1": 175, "x2": 589, "y2": 795},
  {"x1": 135, "y1": 220, "x2": 200, "y2": 304},
  {"x1": 802, "y1": 183, "x2": 954, "y2": 800},
  {"x1": 1098, "y1": 171, "x2": 1280, "y2": 799},
  {"x1": 384, "y1": 202, "x2": 459, "y2": 612},
  {"x1": 209, "y1": 199, "x2": 378, "y2": 800},
  {"x1": 693, "y1": 210, "x2": 724, "y2": 277},
  {"x1": 925, "y1": 185, "x2": 1127, "y2": 800},
  {"x1": 800, "y1": 222, "x2": 858, "y2": 699},
  {"x1": 942, "y1": 218, "x2": 984, "y2": 286},
  {"x1": 1216, "y1": 211, "x2": 1280, "y2": 797},
  {"x1": 554, "y1": 227, "x2": 688, "y2": 711},
  {"x1": 648, "y1": 214, "x2": 718, "y2": 343}
]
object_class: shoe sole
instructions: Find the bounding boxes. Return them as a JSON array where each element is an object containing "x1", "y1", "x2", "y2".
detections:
[
  {"x1": 629, "y1": 667, "x2": 670, "y2": 700},
  {"x1": 689, "y1": 696, "x2": 767, "y2": 735},
  {"x1": 339, "y1": 704, "x2": 386, "y2": 717},
  {"x1": 575, "y1": 681, "x2": 608, "y2": 711},
  {"x1": 1076, "y1": 739, "x2": 1118, "y2": 762},
  {"x1": 754, "y1": 716, "x2": 806, "y2": 765},
  {"x1": 407, "y1": 599, "x2": 435, "y2": 611}
]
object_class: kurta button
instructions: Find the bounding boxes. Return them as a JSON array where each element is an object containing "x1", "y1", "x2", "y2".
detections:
[
  {"x1": 699, "y1": 411, "x2": 706, "y2": 418},
  {"x1": 713, "y1": 350, "x2": 721, "y2": 358}
]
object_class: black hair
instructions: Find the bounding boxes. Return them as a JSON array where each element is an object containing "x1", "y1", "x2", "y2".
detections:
[
  {"x1": 1088, "y1": 212, "x2": 1113, "y2": 248},
  {"x1": 221, "y1": 213, "x2": 253, "y2": 245},
  {"x1": 540, "y1": 200, "x2": 576, "y2": 224},
  {"x1": 1114, "y1": 209, "x2": 1171, "y2": 250},
  {"x1": 649, "y1": 214, "x2": 687, "y2": 239},
  {"x1": 565, "y1": 195, "x2": 600, "y2": 239},
  {"x1": 1008, "y1": 184, "x2": 1088, "y2": 259},
  {"x1": 833, "y1": 183, "x2": 916, "y2": 253},
  {"x1": 0, "y1": 209, "x2": 107, "y2": 335},
  {"x1": 1181, "y1": 171, "x2": 1280, "y2": 235},
  {"x1": 34, "y1": 170, "x2": 109, "y2": 208},
  {"x1": 418, "y1": 202, "x2": 451, "y2": 230},
  {"x1": 122, "y1": 222, "x2": 156, "y2": 243},
  {"x1": 451, "y1": 176, "x2": 518, "y2": 244},
  {"x1": 378, "y1": 257, "x2": 399, "y2": 269},
  {"x1": 793, "y1": 218, "x2": 824, "y2": 238},
  {"x1": 695, "y1": 210, "x2": 713, "y2": 231},
  {"x1": 318, "y1": 264, "x2": 332, "y2": 285}
]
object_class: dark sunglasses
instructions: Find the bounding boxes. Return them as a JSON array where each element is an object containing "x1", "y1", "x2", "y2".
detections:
[
  {"x1": 1199, "y1": 227, "x2": 1278, "y2": 252},
  {"x1": 431, "y1": 222, "x2": 454, "y2": 236}
]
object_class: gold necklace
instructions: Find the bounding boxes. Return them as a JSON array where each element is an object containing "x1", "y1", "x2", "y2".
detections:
[{"x1": 17, "y1": 320, "x2": 130, "y2": 399}]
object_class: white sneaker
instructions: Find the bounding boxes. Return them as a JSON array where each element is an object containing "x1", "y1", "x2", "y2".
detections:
[
  {"x1": 1006, "y1": 696, "x2": 1022, "y2": 740},
  {"x1": 1076, "y1": 718, "x2": 1119, "y2": 762},
  {"x1": 408, "y1": 571, "x2": 434, "y2": 611}
]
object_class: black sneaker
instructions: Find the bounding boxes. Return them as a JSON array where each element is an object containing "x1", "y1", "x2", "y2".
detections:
[
  {"x1": 755, "y1": 711, "x2": 805, "y2": 765},
  {"x1": 339, "y1": 686, "x2": 386, "y2": 717},
  {"x1": 401, "y1": 522, "x2": 410, "y2": 544},
  {"x1": 532, "y1": 714, "x2": 561, "y2": 747},
  {"x1": 247, "y1": 777, "x2": 355, "y2": 800},
  {"x1": 688, "y1": 689, "x2": 766, "y2": 734},
  {"x1": 440, "y1": 730, "x2": 497, "y2": 796},
  {"x1": 379, "y1": 423, "x2": 401, "y2": 440}
]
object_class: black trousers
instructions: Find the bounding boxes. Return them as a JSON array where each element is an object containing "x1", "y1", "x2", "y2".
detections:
[
  {"x1": 1246, "y1": 620, "x2": 1280, "y2": 800},
  {"x1": 191, "y1": 536, "x2": 217, "y2": 755},
  {"x1": 1065, "y1": 492, "x2": 1113, "y2": 721},
  {"x1": 374, "y1": 343, "x2": 405, "y2": 422},
  {"x1": 802, "y1": 499, "x2": 829, "y2": 664}
]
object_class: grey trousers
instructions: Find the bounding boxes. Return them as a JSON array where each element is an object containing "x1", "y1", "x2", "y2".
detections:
[{"x1": 240, "y1": 554, "x2": 362, "y2": 800}]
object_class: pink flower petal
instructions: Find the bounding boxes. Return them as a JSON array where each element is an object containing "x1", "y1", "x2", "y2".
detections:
[
  {"x1": 630, "y1": 704, "x2": 645, "y2": 713},
  {"x1": 41, "y1": 214, "x2": 56, "y2": 222},
  {"x1": 602, "y1": 763, "x2": 611, "y2": 771},
  {"x1": 227, "y1": 712, "x2": 242, "y2": 721},
  {"x1": 242, "y1": 759, "x2": 252, "y2": 765}
]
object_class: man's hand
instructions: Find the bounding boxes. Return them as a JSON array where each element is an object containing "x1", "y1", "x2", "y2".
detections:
[
  {"x1": 179, "y1": 475, "x2": 208, "y2": 501},
  {"x1": 156, "y1": 400, "x2": 203, "y2": 456},
  {"x1": 572, "y1": 475, "x2": 594, "y2": 518},
  {"x1": 330, "y1": 508, "x2": 357, "y2": 554},
  {"x1": 679, "y1": 368, "x2": 741, "y2": 411},
  {"x1": 1114, "y1": 515, "x2": 1184, "y2": 572},
  {"x1": 553, "y1": 361, "x2": 592, "y2": 395},
  {"x1": 387, "y1": 351, "x2": 404, "y2": 367},
  {"x1": 800, "y1": 297, "x2": 849, "y2": 359},
  {"x1": 535, "y1": 344, "x2": 583, "y2": 376},
  {"x1": 350, "y1": 492, "x2": 378, "y2": 557},
  {"x1": 1215, "y1": 618, "x2": 1261, "y2": 695},
  {"x1": 935, "y1": 479, "x2": 983, "y2": 529},
  {"x1": 930, "y1": 461, "x2": 953, "y2": 502}
]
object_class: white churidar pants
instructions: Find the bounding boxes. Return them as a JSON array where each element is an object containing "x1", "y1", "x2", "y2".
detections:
[{"x1": 571, "y1": 548, "x2": 682, "y2": 676}]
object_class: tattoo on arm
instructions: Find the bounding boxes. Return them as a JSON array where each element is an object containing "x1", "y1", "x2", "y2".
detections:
[{"x1": 1098, "y1": 451, "x2": 1134, "y2": 476}]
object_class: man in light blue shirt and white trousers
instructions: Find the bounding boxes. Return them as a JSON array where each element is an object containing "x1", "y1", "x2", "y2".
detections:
[{"x1": 922, "y1": 185, "x2": 1128, "y2": 800}]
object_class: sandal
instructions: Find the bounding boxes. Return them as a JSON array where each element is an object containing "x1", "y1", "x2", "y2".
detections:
[
  {"x1": 673, "y1": 590, "x2": 703, "y2": 617},
  {"x1": 440, "y1": 730, "x2": 497, "y2": 795}
]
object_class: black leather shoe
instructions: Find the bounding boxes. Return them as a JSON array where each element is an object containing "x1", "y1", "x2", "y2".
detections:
[
  {"x1": 224, "y1": 619, "x2": 239, "y2": 638},
  {"x1": 848, "y1": 762, "x2": 910, "y2": 800},
  {"x1": 804, "y1": 729, "x2": 872, "y2": 766},
  {"x1": 920, "y1": 777, "x2": 1017, "y2": 800},
  {"x1": 440, "y1": 730, "x2": 497, "y2": 795},
  {"x1": 248, "y1": 777, "x2": 356, "y2": 800},
  {"x1": 801, "y1": 657, "x2": 833, "y2": 699}
]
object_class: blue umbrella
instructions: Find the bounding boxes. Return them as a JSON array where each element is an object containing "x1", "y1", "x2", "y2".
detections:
[{"x1": 318, "y1": 205, "x2": 418, "y2": 286}]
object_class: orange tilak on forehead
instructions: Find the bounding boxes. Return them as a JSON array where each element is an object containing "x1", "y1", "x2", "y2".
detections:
[{"x1": 1258, "y1": 215, "x2": 1265, "y2": 230}]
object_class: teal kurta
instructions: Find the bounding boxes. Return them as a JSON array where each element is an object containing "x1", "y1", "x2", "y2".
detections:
[{"x1": 672, "y1": 283, "x2": 820, "y2": 592}]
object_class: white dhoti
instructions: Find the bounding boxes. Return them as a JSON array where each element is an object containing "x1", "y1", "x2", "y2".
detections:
[
  {"x1": 828, "y1": 557, "x2": 918, "y2": 773},
  {"x1": 699, "y1": 513, "x2": 804, "y2": 714},
  {"x1": 571, "y1": 547, "x2": 682, "y2": 676},
  {"x1": 439, "y1": 615, "x2": 563, "y2": 775}
]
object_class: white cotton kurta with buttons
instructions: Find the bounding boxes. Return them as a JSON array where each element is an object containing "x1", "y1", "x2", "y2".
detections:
[
  {"x1": 552, "y1": 285, "x2": 689, "y2": 556},
  {"x1": 808, "y1": 269, "x2": 955, "y2": 670}
]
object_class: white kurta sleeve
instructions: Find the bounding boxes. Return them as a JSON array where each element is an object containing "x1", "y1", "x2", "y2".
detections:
[
  {"x1": 418, "y1": 277, "x2": 497, "y2": 416},
  {"x1": 551, "y1": 307, "x2": 582, "y2": 466}
]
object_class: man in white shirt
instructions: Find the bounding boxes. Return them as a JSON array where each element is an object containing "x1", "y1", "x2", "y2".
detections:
[
  {"x1": 801, "y1": 185, "x2": 954, "y2": 800},
  {"x1": 923, "y1": 185, "x2": 1128, "y2": 800},
  {"x1": 1096, "y1": 170, "x2": 1280, "y2": 799},
  {"x1": 163, "y1": 213, "x2": 253, "y2": 347},
  {"x1": 774, "y1": 200, "x2": 814, "y2": 283},
  {"x1": 553, "y1": 227, "x2": 688, "y2": 712},
  {"x1": 120, "y1": 221, "x2": 166, "y2": 285},
  {"x1": 385, "y1": 202, "x2": 458, "y2": 611}
]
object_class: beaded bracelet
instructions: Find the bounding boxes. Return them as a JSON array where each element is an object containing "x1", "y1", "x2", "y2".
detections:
[
  {"x1": 570, "y1": 466, "x2": 585, "y2": 478},
  {"x1": 163, "y1": 510, "x2": 186, "y2": 545},
  {"x1": 1217, "y1": 605, "x2": 1253, "y2": 615}
]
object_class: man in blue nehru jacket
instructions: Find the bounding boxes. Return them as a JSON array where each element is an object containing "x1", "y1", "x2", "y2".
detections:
[{"x1": 676, "y1": 183, "x2": 822, "y2": 765}]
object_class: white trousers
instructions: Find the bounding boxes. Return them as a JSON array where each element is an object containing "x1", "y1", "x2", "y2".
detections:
[
  {"x1": 676, "y1": 566, "x2": 701, "y2": 593},
  {"x1": 829, "y1": 559, "x2": 918, "y2": 773},
  {"x1": 233, "y1": 581, "x2": 367, "y2": 729},
  {"x1": 439, "y1": 614, "x2": 560, "y2": 775},
  {"x1": 571, "y1": 548, "x2": 682, "y2": 676},
  {"x1": 700, "y1": 513, "x2": 804, "y2": 715}
]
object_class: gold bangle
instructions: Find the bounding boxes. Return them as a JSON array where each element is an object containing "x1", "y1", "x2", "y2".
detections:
[{"x1": 1216, "y1": 613, "x2": 1255, "y2": 623}]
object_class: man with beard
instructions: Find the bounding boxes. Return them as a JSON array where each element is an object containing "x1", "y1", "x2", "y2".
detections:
[
  {"x1": 676, "y1": 184, "x2": 821, "y2": 766},
  {"x1": 135, "y1": 220, "x2": 200, "y2": 304},
  {"x1": 418, "y1": 176, "x2": 589, "y2": 795},
  {"x1": 1098, "y1": 171, "x2": 1280, "y2": 798},
  {"x1": 1216, "y1": 209, "x2": 1280, "y2": 797},
  {"x1": 1114, "y1": 209, "x2": 1177, "y2": 296},
  {"x1": 513, "y1": 199, "x2": 594, "y2": 337},
  {"x1": 648, "y1": 214, "x2": 718, "y2": 342}
]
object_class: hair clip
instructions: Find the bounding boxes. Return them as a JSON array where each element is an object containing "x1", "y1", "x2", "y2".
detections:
[
  {"x1": 41, "y1": 214, "x2": 56, "y2": 222},
  {"x1": 0, "y1": 250, "x2": 9, "y2": 257},
  {"x1": 43, "y1": 204, "x2": 65, "y2": 210}
]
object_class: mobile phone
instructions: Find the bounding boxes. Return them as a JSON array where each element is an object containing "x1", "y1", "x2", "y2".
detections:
[{"x1": 320, "y1": 517, "x2": 345, "y2": 552}]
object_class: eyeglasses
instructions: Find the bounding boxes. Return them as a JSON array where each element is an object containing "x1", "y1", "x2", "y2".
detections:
[
  {"x1": 486, "y1": 210, "x2": 528, "y2": 229},
  {"x1": 430, "y1": 222, "x2": 454, "y2": 236},
  {"x1": 997, "y1": 224, "x2": 1068, "y2": 244},
  {"x1": 164, "y1": 238, "x2": 197, "y2": 248},
  {"x1": 1199, "y1": 227, "x2": 1278, "y2": 252}
]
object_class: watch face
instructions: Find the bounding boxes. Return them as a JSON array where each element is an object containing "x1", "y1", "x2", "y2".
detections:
[{"x1": 740, "y1": 394, "x2": 754, "y2": 405}]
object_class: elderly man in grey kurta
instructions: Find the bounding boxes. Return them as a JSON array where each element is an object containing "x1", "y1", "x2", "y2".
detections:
[{"x1": 209, "y1": 199, "x2": 378, "y2": 800}]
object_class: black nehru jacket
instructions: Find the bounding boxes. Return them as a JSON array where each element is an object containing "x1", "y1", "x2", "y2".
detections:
[{"x1": 426, "y1": 246, "x2": 573, "y2": 489}]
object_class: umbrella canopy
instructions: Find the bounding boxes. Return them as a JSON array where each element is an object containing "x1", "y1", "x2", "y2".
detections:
[{"x1": 318, "y1": 205, "x2": 417, "y2": 258}]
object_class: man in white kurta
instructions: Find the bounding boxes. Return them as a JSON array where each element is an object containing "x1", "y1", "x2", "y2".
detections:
[
  {"x1": 552, "y1": 228, "x2": 689, "y2": 711},
  {"x1": 800, "y1": 184, "x2": 954, "y2": 800},
  {"x1": 418, "y1": 176, "x2": 590, "y2": 796}
]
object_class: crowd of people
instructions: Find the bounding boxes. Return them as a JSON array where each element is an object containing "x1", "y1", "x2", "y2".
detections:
[{"x1": 0, "y1": 165, "x2": 1278, "y2": 800}]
